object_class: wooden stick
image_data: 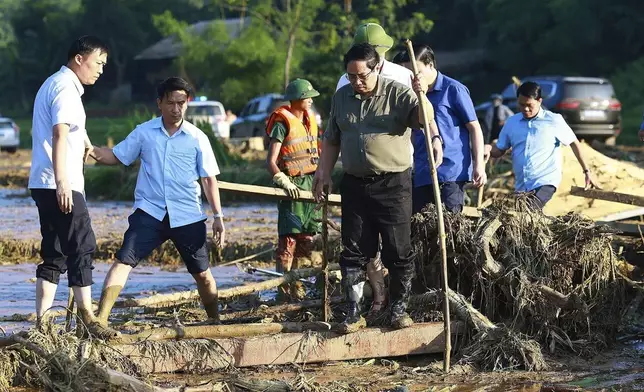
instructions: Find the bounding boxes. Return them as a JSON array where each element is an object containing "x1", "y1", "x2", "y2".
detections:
[
  {"x1": 217, "y1": 247, "x2": 275, "y2": 267},
  {"x1": 65, "y1": 288, "x2": 75, "y2": 332},
  {"x1": 218, "y1": 181, "x2": 341, "y2": 205},
  {"x1": 570, "y1": 186, "x2": 644, "y2": 207},
  {"x1": 405, "y1": 39, "x2": 451, "y2": 373},
  {"x1": 322, "y1": 184, "x2": 331, "y2": 322}
]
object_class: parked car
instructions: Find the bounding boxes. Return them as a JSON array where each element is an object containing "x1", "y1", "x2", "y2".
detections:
[
  {"x1": 186, "y1": 98, "x2": 230, "y2": 138},
  {"x1": 0, "y1": 117, "x2": 20, "y2": 153},
  {"x1": 230, "y1": 93, "x2": 323, "y2": 138},
  {"x1": 475, "y1": 76, "x2": 622, "y2": 142}
]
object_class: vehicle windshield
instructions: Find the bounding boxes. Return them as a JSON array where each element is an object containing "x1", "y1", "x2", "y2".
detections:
[
  {"x1": 563, "y1": 82, "x2": 615, "y2": 99},
  {"x1": 187, "y1": 105, "x2": 223, "y2": 116}
]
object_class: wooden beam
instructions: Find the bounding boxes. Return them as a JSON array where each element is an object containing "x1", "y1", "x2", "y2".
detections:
[
  {"x1": 218, "y1": 181, "x2": 341, "y2": 205},
  {"x1": 112, "y1": 322, "x2": 460, "y2": 373},
  {"x1": 570, "y1": 186, "x2": 644, "y2": 207},
  {"x1": 217, "y1": 181, "x2": 481, "y2": 218},
  {"x1": 596, "y1": 207, "x2": 644, "y2": 222}
]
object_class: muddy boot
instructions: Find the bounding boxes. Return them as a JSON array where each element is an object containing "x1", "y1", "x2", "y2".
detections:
[
  {"x1": 96, "y1": 285, "x2": 123, "y2": 327},
  {"x1": 337, "y1": 267, "x2": 367, "y2": 334},
  {"x1": 203, "y1": 297, "x2": 220, "y2": 324},
  {"x1": 77, "y1": 307, "x2": 121, "y2": 341},
  {"x1": 36, "y1": 312, "x2": 55, "y2": 334},
  {"x1": 390, "y1": 268, "x2": 414, "y2": 330},
  {"x1": 276, "y1": 235, "x2": 296, "y2": 303}
]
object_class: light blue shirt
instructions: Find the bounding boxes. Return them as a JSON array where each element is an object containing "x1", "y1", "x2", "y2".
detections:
[
  {"x1": 497, "y1": 109, "x2": 577, "y2": 192},
  {"x1": 113, "y1": 117, "x2": 220, "y2": 228}
]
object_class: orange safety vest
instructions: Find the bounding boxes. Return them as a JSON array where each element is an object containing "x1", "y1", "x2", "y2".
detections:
[{"x1": 266, "y1": 105, "x2": 320, "y2": 177}]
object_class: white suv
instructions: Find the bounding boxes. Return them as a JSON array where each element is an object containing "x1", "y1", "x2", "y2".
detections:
[
  {"x1": 186, "y1": 99, "x2": 230, "y2": 138},
  {"x1": 0, "y1": 117, "x2": 20, "y2": 153}
]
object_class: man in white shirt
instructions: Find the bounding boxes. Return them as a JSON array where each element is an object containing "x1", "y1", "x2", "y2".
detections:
[
  {"x1": 28, "y1": 35, "x2": 115, "y2": 338},
  {"x1": 334, "y1": 23, "x2": 414, "y2": 316}
]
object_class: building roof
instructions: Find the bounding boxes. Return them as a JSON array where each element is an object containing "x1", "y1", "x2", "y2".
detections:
[{"x1": 135, "y1": 17, "x2": 251, "y2": 61}]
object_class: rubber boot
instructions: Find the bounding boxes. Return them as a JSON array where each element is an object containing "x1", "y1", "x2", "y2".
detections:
[
  {"x1": 337, "y1": 267, "x2": 367, "y2": 334},
  {"x1": 390, "y1": 268, "x2": 414, "y2": 329},
  {"x1": 203, "y1": 297, "x2": 220, "y2": 324},
  {"x1": 96, "y1": 285, "x2": 123, "y2": 327},
  {"x1": 77, "y1": 307, "x2": 121, "y2": 341},
  {"x1": 276, "y1": 235, "x2": 297, "y2": 303}
]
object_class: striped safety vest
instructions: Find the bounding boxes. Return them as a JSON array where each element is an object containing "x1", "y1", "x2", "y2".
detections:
[{"x1": 266, "y1": 105, "x2": 320, "y2": 177}]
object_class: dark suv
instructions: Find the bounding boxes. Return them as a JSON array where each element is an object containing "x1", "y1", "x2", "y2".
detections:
[{"x1": 476, "y1": 76, "x2": 622, "y2": 142}]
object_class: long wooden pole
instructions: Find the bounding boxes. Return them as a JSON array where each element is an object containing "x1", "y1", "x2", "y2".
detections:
[
  {"x1": 570, "y1": 186, "x2": 644, "y2": 207},
  {"x1": 405, "y1": 39, "x2": 451, "y2": 373},
  {"x1": 322, "y1": 184, "x2": 330, "y2": 322}
]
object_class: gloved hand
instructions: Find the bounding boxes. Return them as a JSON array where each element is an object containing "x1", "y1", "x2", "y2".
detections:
[{"x1": 273, "y1": 172, "x2": 300, "y2": 199}]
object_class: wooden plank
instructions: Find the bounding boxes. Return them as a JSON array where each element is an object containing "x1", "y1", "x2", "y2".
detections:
[
  {"x1": 570, "y1": 186, "x2": 644, "y2": 207},
  {"x1": 596, "y1": 207, "x2": 644, "y2": 222},
  {"x1": 113, "y1": 322, "x2": 460, "y2": 374},
  {"x1": 218, "y1": 181, "x2": 481, "y2": 218}
]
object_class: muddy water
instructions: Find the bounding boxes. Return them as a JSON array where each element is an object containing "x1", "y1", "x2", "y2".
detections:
[
  {"x1": 0, "y1": 262, "x2": 271, "y2": 333},
  {"x1": 0, "y1": 188, "x2": 279, "y2": 242}
]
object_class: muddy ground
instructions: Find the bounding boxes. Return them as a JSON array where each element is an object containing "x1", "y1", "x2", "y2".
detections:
[{"x1": 2, "y1": 149, "x2": 644, "y2": 391}]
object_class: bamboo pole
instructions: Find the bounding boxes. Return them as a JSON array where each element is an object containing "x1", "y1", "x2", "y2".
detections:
[
  {"x1": 218, "y1": 181, "x2": 342, "y2": 205},
  {"x1": 322, "y1": 184, "x2": 331, "y2": 322},
  {"x1": 217, "y1": 247, "x2": 275, "y2": 267},
  {"x1": 405, "y1": 39, "x2": 451, "y2": 372},
  {"x1": 119, "y1": 321, "x2": 337, "y2": 343},
  {"x1": 114, "y1": 266, "x2": 341, "y2": 308}
]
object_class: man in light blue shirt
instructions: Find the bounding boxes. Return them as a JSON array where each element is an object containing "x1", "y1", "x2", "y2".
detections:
[
  {"x1": 488, "y1": 81, "x2": 599, "y2": 209},
  {"x1": 91, "y1": 77, "x2": 225, "y2": 329}
]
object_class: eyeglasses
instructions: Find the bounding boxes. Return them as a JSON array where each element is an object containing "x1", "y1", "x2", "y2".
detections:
[{"x1": 346, "y1": 68, "x2": 375, "y2": 83}]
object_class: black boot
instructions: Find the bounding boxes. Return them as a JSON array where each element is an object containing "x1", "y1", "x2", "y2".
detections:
[
  {"x1": 390, "y1": 268, "x2": 414, "y2": 329},
  {"x1": 338, "y1": 267, "x2": 367, "y2": 334}
]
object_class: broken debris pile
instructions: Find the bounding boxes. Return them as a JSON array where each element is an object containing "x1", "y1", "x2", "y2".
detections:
[{"x1": 412, "y1": 195, "x2": 629, "y2": 370}]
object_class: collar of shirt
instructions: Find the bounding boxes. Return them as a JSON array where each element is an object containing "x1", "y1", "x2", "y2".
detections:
[
  {"x1": 59, "y1": 65, "x2": 84, "y2": 96},
  {"x1": 430, "y1": 71, "x2": 445, "y2": 92},
  {"x1": 154, "y1": 117, "x2": 198, "y2": 138}
]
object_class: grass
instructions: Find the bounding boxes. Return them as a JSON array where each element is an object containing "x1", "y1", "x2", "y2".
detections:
[{"x1": 617, "y1": 108, "x2": 643, "y2": 145}]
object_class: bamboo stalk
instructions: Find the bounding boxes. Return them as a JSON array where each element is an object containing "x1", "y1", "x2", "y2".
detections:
[
  {"x1": 65, "y1": 288, "x2": 75, "y2": 332},
  {"x1": 405, "y1": 39, "x2": 451, "y2": 373},
  {"x1": 114, "y1": 266, "x2": 340, "y2": 308},
  {"x1": 322, "y1": 184, "x2": 331, "y2": 322},
  {"x1": 218, "y1": 181, "x2": 342, "y2": 205},
  {"x1": 119, "y1": 321, "x2": 337, "y2": 343}
]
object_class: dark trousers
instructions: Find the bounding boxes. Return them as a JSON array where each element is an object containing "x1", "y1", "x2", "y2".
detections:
[
  {"x1": 31, "y1": 189, "x2": 96, "y2": 287},
  {"x1": 527, "y1": 185, "x2": 557, "y2": 210},
  {"x1": 412, "y1": 182, "x2": 466, "y2": 214},
  {"x1": 339, "y1": 171, "x2": 414, "y2": 276}
]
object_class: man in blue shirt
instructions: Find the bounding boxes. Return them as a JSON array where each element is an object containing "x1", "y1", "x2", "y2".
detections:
[
  {"x1": 488, "y1": 81, "x2": 599, "y2": 209},
  {"x1": 91, "y1": 77, "x2": 226, "y2": 329},
  {"x1": 395, "y1": 45, "x2": 487, "y2": 213}
]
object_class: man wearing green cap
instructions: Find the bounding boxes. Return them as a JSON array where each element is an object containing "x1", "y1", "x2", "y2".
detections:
[
  {"x1": 337, "y1": 23, "x2": 413, "y2": 91},
  {"x1": 266, "y1": 78, "x2": 322, "y2": 302},
  {"x1": 336, "y1": 23, "x2": 414, "y2": 315}
]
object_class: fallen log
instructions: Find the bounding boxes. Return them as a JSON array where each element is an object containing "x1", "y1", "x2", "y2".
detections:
[
  {"x1": 113, "y1": 322, "x2": 459, "y2": 373},
  {"x1": 115, "y1": 266, "x2": 340, "y2": 308},
  {"x1": 570, "y1": 186, "x2": 644, "y2": 207},
  {"x1": 118, "y1": 321, "x2": 338, "y2": 343}
]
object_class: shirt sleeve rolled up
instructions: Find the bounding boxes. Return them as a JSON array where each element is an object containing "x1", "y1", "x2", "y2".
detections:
[{"x1": 196, "y1": 132, "x2": 220, "y2": 177}]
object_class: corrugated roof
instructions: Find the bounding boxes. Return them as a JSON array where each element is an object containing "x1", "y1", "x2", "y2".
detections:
[{"x1": 135, "y1": 17, "x2": 251, "y2": 61}]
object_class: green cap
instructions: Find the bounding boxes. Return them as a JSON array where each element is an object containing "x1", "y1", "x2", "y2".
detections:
[
  {"x1": 284, "y1": 78, "x2": 320, "y2": 101},
  {"x1": 352, "y1": 23, "x2": 394, "y2": 55}
]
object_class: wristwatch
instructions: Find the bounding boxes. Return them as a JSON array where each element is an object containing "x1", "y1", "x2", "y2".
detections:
[{"x1": 213, "y1": 212, "x2": 225, "y2": 219}]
